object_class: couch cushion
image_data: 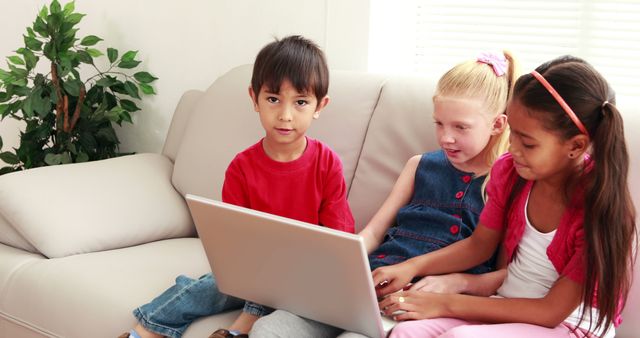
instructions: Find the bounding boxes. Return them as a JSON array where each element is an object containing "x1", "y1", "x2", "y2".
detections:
[
  {"x1": 162, "y1": 89, "x2": 205, "y2": 162},
  {"x1": 0, "y1": 153, "x2": 194, "y2": 258},
  {"x1": 0, "y1": 239, "x2": 234, "y2": 338},
  {"x1": 0, "y1": 213, "x2": 36, "y2": 253},
  {"x1": 172, "y1": 65, "x2": 386, "y2": 204},
  {"x1": 348, "y1": 75, "x2": 439, "y2": 229}
]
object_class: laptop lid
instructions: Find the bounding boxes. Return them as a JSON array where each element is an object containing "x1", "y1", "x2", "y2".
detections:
[{"x1": 186, "y1": 194, "x2": 391, "y2": 338}]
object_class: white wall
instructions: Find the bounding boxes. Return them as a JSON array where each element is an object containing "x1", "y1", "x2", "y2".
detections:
[{"x1": 0, "y1": 0, "x2": 369, "y2": 155}]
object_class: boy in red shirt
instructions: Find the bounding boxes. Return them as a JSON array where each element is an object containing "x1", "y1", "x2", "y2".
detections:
[{"x1": 121, "y1": 35, "x2": 354, "y2": 338}]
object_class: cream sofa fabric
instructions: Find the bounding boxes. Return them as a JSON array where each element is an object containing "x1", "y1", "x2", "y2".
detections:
[
  {"x1": 0, "y1": 153, "x2": 194, "y2": 258},
  {"x1": 0, "y1": 64, "x2": 638, "y2": 337}
]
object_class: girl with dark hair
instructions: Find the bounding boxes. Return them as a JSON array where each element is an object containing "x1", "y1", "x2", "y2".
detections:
[{"x1": 375, "y1": 56, "x2": 636, "y2": 338}]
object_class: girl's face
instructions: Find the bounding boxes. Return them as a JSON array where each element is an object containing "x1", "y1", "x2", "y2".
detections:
[
  {"x1": 507, "y1": 99, "x2": 577, "y2": 182},
  {"x1": 433, "y1": 96, "x2": 505, "y2": 173}
]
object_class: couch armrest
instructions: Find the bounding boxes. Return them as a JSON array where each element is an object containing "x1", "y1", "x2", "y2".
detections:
[{"x1": 0, "y1": 153, "x2": 194, "y2": 258}]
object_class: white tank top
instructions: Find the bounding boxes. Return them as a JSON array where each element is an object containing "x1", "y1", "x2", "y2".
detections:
[{"x1": 495, "y1": 193, "x2": 613, "y2": 338}]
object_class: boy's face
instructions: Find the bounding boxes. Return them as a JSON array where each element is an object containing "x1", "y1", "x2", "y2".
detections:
[{"x1": 249, "y1": 79, "x2": 329, "y2": 157}]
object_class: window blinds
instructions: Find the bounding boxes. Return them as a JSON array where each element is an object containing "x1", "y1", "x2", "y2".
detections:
[{"x1": 369, "y1": 0, "x2": 639, "y2": 103}]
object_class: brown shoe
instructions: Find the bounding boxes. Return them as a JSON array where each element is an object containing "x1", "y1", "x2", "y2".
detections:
[
  {"x1": 209, "y1": 329, "x2": 249, "y2": 338},
  {"x1": 117, "y1": 333, "x2": 130, "y2": 338},
  {"x1": 209, "y1": 329, "x2": 234, "y2": 338}
]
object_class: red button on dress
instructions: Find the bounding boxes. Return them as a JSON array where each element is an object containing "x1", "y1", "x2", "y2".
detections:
[
  {"x1": 462, "y1": 175, "x2": 472, "y2": 183},
  {"x1": 455, "y1": 191, "x2": 464, "y2": 199},
  {"x1": 450, "y1": 225, "x2": 460, "y2": 234},
  {"x1": 377, "y1": 254, "x2": 386, "y2": 259},
  {"x1": 452, "y1": 214, "x2": 462, "y2": 219}
]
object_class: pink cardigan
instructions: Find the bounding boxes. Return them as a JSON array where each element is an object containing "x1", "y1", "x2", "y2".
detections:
[{"x1": 479, "y1": 153, "x2": 622, "y2": 326}]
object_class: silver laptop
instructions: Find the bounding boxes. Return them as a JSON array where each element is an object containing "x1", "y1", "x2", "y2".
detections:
[{"x1": 186, "y1": 194, "x2": 396, "y2": 338}]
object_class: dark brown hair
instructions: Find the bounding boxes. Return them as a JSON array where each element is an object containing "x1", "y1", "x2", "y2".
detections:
[
  {"x1": 513, "y1": 55, "x2": 636, "y2": 334},
  {"x1": 251, "y1": 35, "x2": 329, "y2": 101}
]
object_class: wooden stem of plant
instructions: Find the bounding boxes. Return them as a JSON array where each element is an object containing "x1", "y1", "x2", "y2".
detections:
[
  {"x1": 63, "y1": 96, "x2": 70, "y2": 132},
  {"x1": 51, "y1": 61, "x2": 86, "y2": 133},
  {"x1": 69, "y1": 84, "x2": 85, "y2": 131},
  {"x1": 51, "y1": 62, "x2": 64, "y2": 130}
]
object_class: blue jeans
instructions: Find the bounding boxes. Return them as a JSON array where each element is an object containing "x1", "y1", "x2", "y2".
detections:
[{"x1": 133, "y1": 273, "x2": 268, "y2": 338}]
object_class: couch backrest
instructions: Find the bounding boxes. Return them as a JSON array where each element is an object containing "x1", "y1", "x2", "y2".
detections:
[{"x1": 170, "y1": 65, "x2": 388, "y2": 213}]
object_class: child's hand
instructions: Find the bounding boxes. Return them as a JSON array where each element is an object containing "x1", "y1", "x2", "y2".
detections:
[
  {"x1": 372, "y1": 262, "x2": 415, "y2": 297},
  {"x1": 378, "y1": 290, "x2": 449, "y2": 321},
  {"x1": 409, "y1": 273, "x2": 468, "y2": 294}
]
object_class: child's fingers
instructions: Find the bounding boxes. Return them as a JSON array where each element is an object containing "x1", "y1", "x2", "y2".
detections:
[{"x1": 393, "y1": 309, "x2": 421, "y2": 321}]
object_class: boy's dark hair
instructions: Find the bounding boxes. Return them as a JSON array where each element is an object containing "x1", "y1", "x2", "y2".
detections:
[
  {"x1": 251, "y1": 35, "x2": 329, "y2": 101},
  {"x1": 513, "y1": 55, "x2": 636, "y2": 335}
]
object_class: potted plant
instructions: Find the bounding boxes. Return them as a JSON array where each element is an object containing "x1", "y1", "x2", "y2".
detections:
[{"x1": 0, "y1": 0, "x2": 158, "y2": 175}]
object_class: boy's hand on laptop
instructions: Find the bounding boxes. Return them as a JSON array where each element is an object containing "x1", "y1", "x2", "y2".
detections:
[
  {"x1": 372, "y1": 262, "x2": 415, "y2": 297},
  {"x1": 409, "y1": 273, "x2": 468, "y2": 294},
  {"x1": 378, "y1": 290, "x2": 449, "y2": 321}
]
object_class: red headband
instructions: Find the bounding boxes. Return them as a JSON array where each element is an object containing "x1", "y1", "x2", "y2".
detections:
[{"x1": 530, "y1": 70, "x2": 589, "y2": 136}]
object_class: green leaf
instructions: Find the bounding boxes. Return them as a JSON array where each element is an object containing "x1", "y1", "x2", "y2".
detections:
[
  {"x1": 33, "y1": 16, "x2": 49, "y2": 37},
  {"x1": 63, "y1": 1, "x2": 75, "y2": 16},
  {"x1": 139, "y1": 83, "x2": 156, "y2": 95},
  {"x1": 66, "y1": 13, "x2": 84, "y2": 25},
  {"x1": 0, "y1": 104, "x2": 7, "y2": 118},
  {"x1": 24, "y1": 35, "x2": 43, "y2": 51},
  {"x1": 67, "y1": 143, "x2": 77, "y2": 154},
  {"x1": 96, "y1": 76, "x2": 118, "y2": 87},
  {"x1": 43, "y1": 42, "x2": 57, "y2": 60},
  {"x1": 0, "y1": 69, "x2": 10, "y2": 81},
  {"x1": 7, "y1": 56, "x2": 24, "y2": 66},
  {"x1": 63, "y1": 79, "x2": 81, "y2": 96},
  {"x1": 44, "y1": 153, "x2": 61, "y2": 165},
  {"x1": 9, "y1": 65, "x2": 28, "y2": 79},
  {"x1": 80, "y1": 35, "x2": 102, "y2": 46},
  {"x1": 22, "y1": 95, "x2": 34, "y2": 118},
  {"x1": 22, "y1": 50, "x2": 38, "y2": 71},
  {"x1": 50, "y1": 0, "x2": 62, "y2": 14},
  {"x1": 39, "y1": 5, "x2": 49, "y2": 20},
  {"x1": 119, "y1": 99, "x2": 140, "y2": 112},
  {"x1": 0, "y1": 136, "x2": 3, "y2": 149},
  {"x1": 47, "y1": 13, "x2": 62, "y2": 32},
  {"x1": 107, "y1": 48, "x2": 118, "y2": 63},
  {"x1": 76, "y1": 151, "x2": 89, "y2": 163},
  {"x1": 133, "y1": 71, "x2": 158, "y2": 83},
  {"x1": 0, "y1": 152, "x2": 19, "y2": 165},
  {"x1": 86, "y1": 48, "x2": 103, "y2": 58},
  {"x1": 121, "y1": 110, "x2": 132, "y2": 124},
  {"x1": 11, "y1": 78, "x2": 28, "y2": 87},
  {"x1": 96, "y1": 127, "x2": 118, "y2": 143},
  {"x1": 105, "y1": 106, "x2": 124, "y2": 122},
  {"x1": 76, "y1": 50, "x2": 92, "y2": 64},
  {"x1": 124, "y1": 81, "x2": 140, "y2": 99},
  {"x1": 60, "y1": 152, "x2": 72, "y2": 164},
  {"x1": 117, "y1": 60, "x2": 141, "y2": 69},
  {"x1": 121, "y1": 50, "x2": 138, "y2": 62},
  {"x1": 0, "y1": 166, "x2": 15, "y2": 175},
  {"x1": 33, "y1": 94, "x2": 50, "y2": 118}
]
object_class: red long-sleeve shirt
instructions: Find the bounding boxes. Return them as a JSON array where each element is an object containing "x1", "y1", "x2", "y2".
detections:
[{"x1": 222, "y1": 137, "x2": 355, "y2": 234}]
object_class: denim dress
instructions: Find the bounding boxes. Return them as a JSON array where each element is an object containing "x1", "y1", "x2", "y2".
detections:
[{"x1": 368, "y1": 150, "x2": 494, "y2": 274}]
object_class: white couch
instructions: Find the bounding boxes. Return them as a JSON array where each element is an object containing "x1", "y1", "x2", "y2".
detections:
[{"x1": 0, "y1": 65, "x2": 638, "y2": 338}]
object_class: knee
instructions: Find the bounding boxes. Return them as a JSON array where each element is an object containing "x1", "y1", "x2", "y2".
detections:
[{"x1": 250, "y1": 310, "x2": 299, "y2": 337}]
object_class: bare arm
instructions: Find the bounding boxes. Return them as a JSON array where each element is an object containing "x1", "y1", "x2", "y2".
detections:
[
  {"x1": 359, "y1": 155, "x2": 419, "y2": 254},
  {"x1": 410, "y1": 269, "x2": 507, "y2": 297},
  {"x1": 373, "y1": 223, "x2": 502, "y2": 296},
  {"x1": 381, "y1": 275, "x2": 583, "y2": 328}
]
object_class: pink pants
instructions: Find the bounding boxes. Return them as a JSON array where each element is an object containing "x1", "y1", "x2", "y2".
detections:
[{"x1": 389, "y1": 318, "x2": 596, "y2": 338}]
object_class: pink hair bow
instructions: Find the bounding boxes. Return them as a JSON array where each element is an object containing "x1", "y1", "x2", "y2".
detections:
[{"x1": 476, "y1": 52, "x2": 507, "y2": 77}]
